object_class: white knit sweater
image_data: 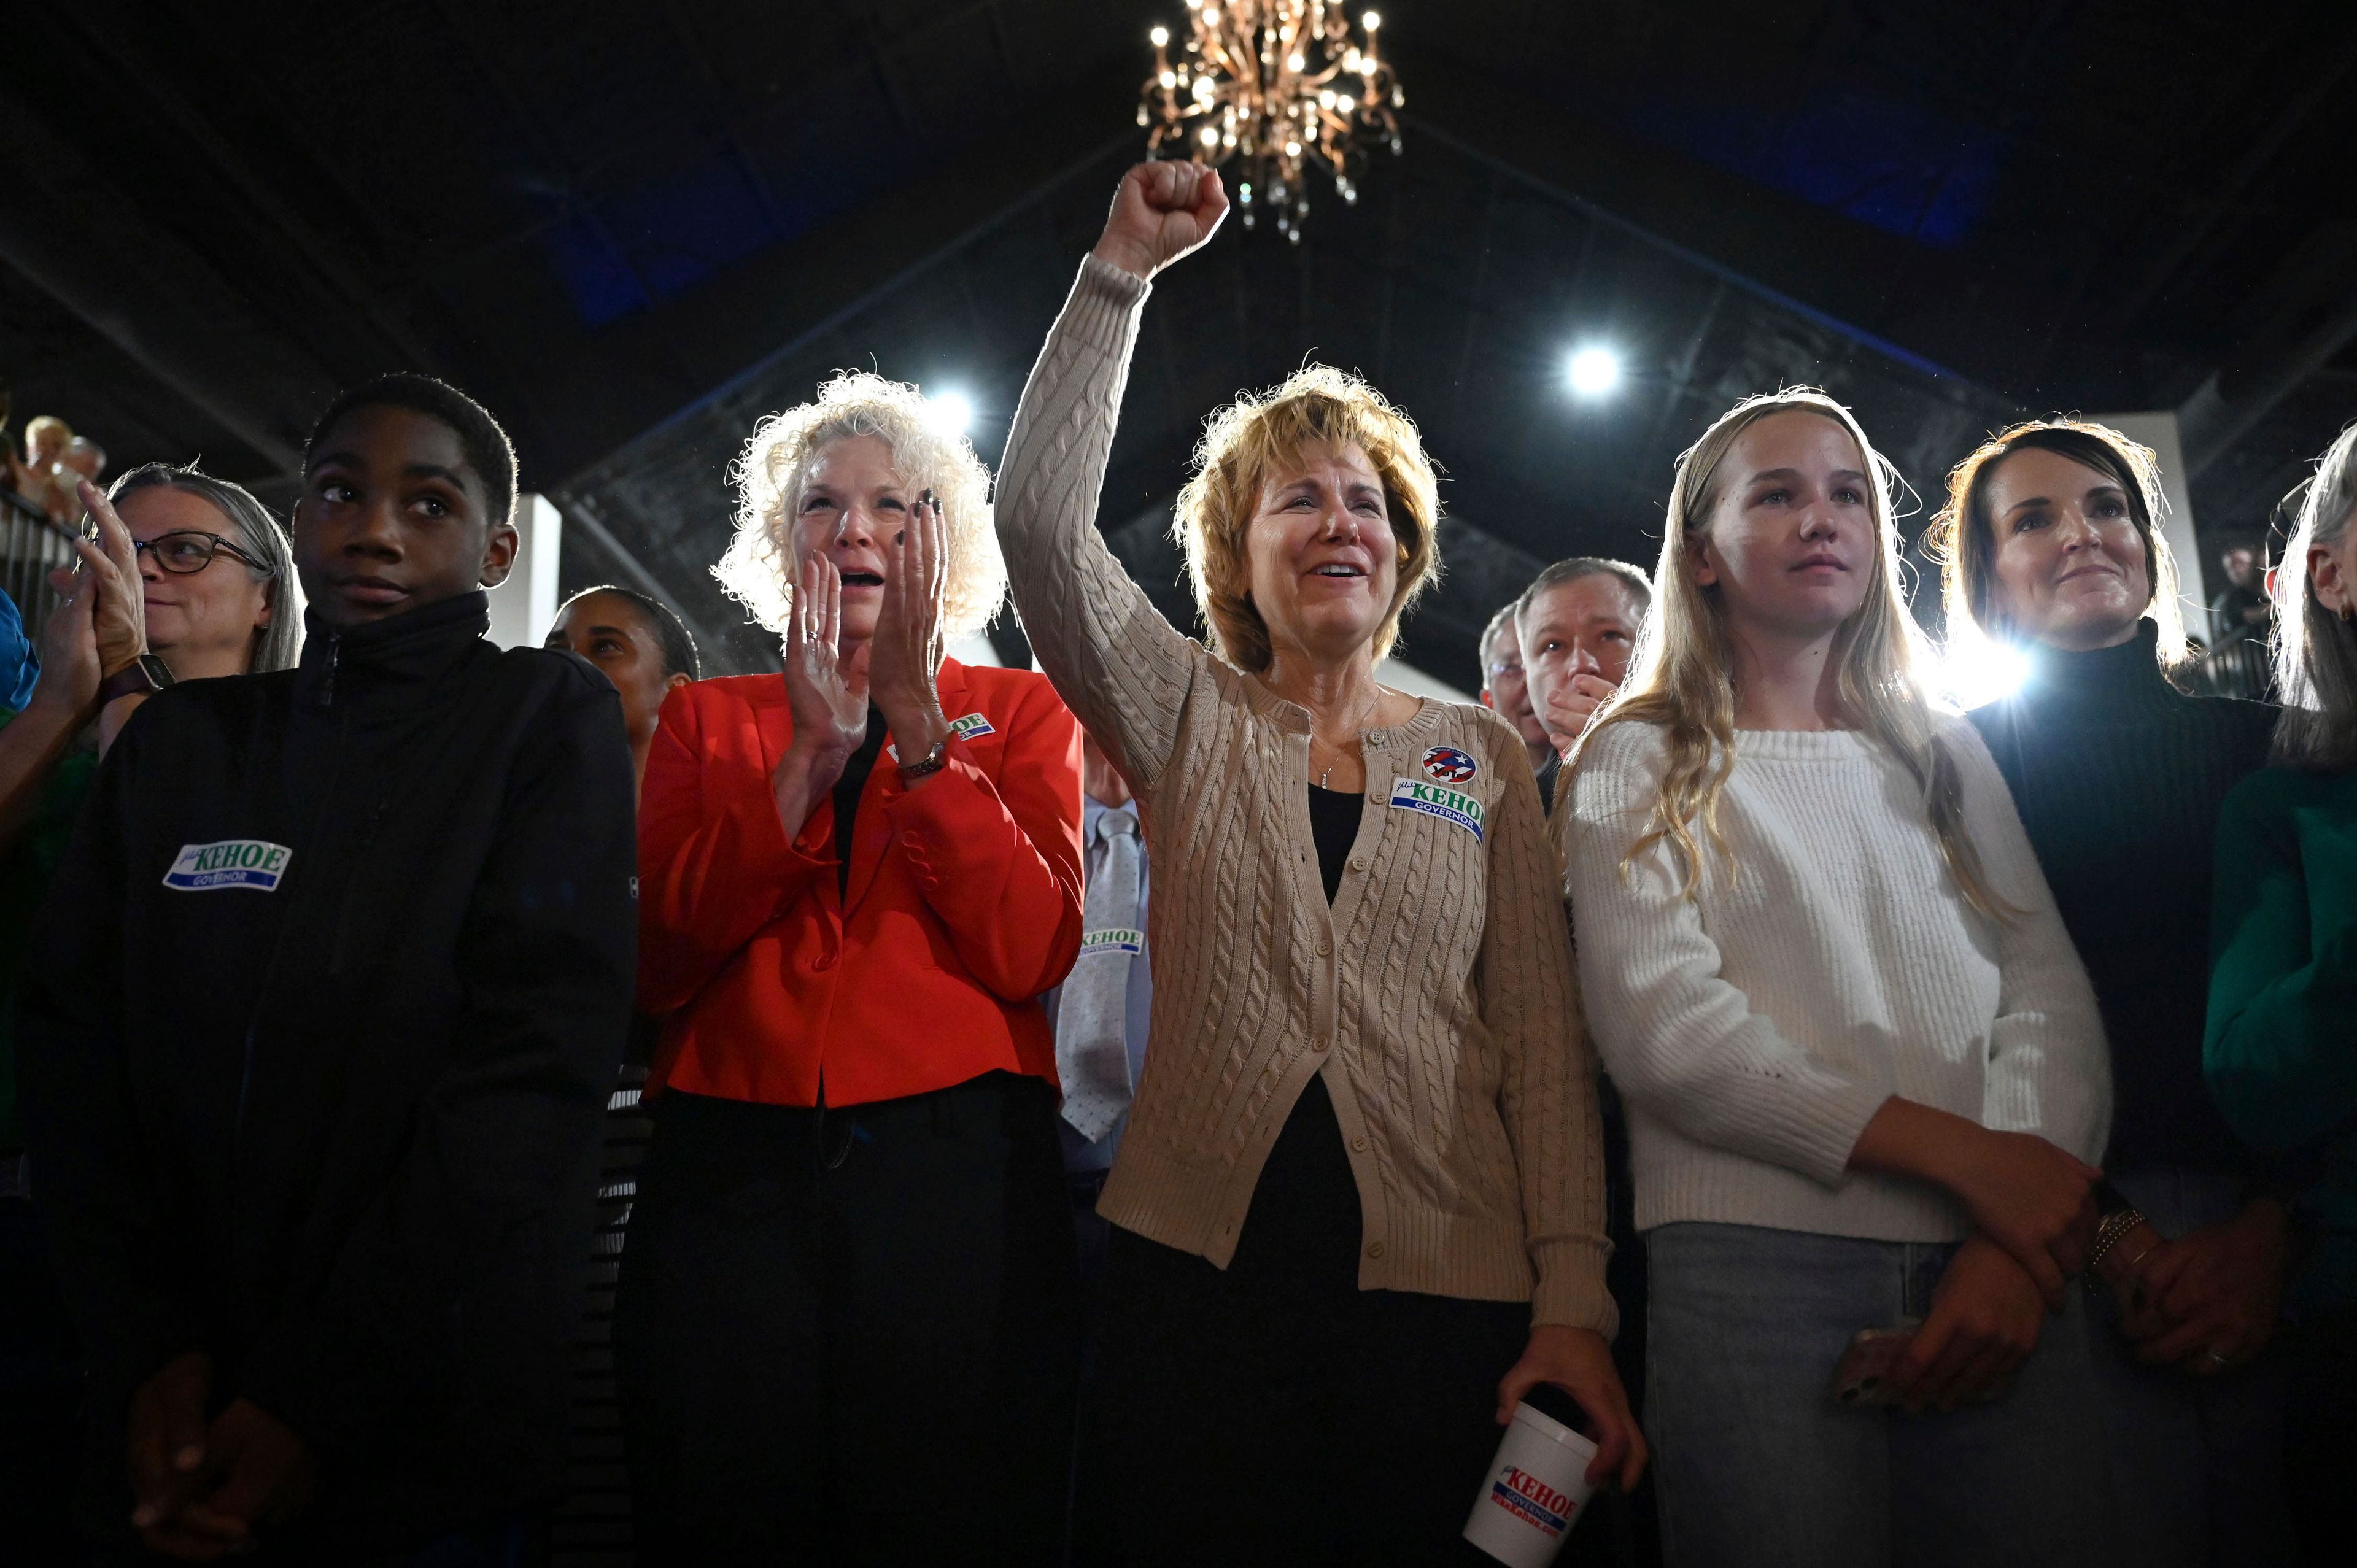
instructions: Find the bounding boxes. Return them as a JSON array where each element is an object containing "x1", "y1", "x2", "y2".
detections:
[{"x1": 1558, "y1": 718, "x2": 2111, "y2": 1241}]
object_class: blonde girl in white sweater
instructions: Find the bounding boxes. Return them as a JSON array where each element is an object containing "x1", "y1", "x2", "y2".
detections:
[{"x1": 1560, "y1": 389, "x2": 2118, "y2": 1567}]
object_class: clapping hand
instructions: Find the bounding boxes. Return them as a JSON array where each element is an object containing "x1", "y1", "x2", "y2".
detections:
[
  {"x1": 867, "y1": 491, "x2": 950, "y2": 773},
  {"x1": 775, "y1": 552, "x2": 867, "y2": 825},
  {"x1": 78, "y1": 479, "x2": 149, "y2": 678},
  {"x1": 1092, "y1": 160, "x2": 1231, "y2": 280}
]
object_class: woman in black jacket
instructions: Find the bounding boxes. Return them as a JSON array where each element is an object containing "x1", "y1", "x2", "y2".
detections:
[{"x1": 1933, "y1": 418, "x2": 2296, "y2": 1564}]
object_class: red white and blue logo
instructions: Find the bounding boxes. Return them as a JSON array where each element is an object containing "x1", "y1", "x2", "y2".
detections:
[
  {"x1": 1487, "y1": 1464, "x2": 1577, "y2": 1537},
  {"x1": 1422, "y1": 745, "x2": 1478, "y2": 784}
]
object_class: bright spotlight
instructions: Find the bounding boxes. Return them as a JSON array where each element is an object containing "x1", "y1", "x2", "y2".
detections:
[
  {"x1": 928, "y1": 389, "x2": 974, "y2": 439},
  {"x1": 1566, "y1": 346, "x2": 1622, "y2": 398},
  {"x1": 1945, "y1": 636, "x2": 2030, "y2": 709}
]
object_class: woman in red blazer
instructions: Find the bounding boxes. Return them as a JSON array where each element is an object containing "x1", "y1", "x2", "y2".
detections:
[{"x1": 616, "y1": 373, "x2": 1085, "y2": 1566}]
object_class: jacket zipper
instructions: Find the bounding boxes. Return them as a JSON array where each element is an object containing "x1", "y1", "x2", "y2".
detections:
[{"x1": 236, "y1": 639, "x2": 352, "y2": 1143}]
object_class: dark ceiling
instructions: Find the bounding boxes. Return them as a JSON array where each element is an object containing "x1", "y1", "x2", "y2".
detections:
[{"x1": 6, "y1": 0, "x2": 2355, "y2": 686}]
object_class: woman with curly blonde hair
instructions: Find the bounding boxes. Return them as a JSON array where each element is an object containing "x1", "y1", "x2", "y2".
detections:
[
  {"x1": 994, "y1": 162, "x2": 1638, "y2": 1564},
  {"x1": 619, "y1": 371, "x2": 1086, "y2": 1563},
  {"x1": 1560, "y1": 389, "x2": 2116, "y2": 1564}
]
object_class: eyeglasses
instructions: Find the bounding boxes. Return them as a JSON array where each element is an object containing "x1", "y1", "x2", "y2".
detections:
[{"x1": 134, "y1": 530, "x2": 272, "y2": 576}]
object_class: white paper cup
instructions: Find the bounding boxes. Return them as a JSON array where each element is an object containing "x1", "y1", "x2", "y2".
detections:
[{"x1": 1461, "y1": 1399, "x2": 1600, "y2": 1567}]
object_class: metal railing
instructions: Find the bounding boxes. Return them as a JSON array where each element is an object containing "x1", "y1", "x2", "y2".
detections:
[{"x1": 1, "y1": 484, "x2": 75, "y2": 645}]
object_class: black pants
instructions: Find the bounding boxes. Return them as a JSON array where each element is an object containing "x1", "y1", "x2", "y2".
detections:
[
  {"x1": 1093, "y1": 1078, "x2": 1529, "y2": 1567},
  {"x1": 0, "y1": 1191, "x2": 85, "y2": 1564},
  {"x1": 613, "y1": 1073, "x2": 1078, "y2": 1566}
]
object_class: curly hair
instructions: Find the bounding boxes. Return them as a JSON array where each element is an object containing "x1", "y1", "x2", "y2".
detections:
[
  {"x1": 1172, "y1": 365, "x2": 1442, "y2": 673},
  {"x1": 716, "y1": 371, "x2": 1004, "y2": 637}
]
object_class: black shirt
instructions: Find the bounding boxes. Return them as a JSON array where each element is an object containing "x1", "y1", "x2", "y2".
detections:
[
  {"x1": 1307, "y1": 785, "x2": 1363, "y2": 904},
  {"x1": 1970, "y1": 622, "x2": 2274, "y2": 1176},
  {"x1": 833, "y1": 705, "x2": 890, "y2": 894}
]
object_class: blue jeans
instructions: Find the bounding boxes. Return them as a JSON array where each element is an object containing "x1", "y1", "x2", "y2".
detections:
[
  {"x1": 2084, "y1": 1168, "x2": 2297, "y2": 1567},
  {"x1": 1645, "y1": 1222, "x2": 2116, "y2": 1568}
]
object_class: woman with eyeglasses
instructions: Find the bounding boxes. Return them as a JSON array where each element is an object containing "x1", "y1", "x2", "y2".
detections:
[{"x1": 2, "y1": 462, "x2": 300, "y2": 845}]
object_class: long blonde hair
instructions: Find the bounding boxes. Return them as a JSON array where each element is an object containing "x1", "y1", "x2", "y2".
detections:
[{"x1": 1574, "y1": 388, "x2": 2010, "y2": 919}]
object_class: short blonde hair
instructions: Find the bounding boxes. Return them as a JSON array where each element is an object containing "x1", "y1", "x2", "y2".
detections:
[
  {"x1": 1172, "y1": 365, "x2": 1442, "y2": 672},
  {"x1": 716, "y1": 371, "x2": 1005, "y2": 637}
]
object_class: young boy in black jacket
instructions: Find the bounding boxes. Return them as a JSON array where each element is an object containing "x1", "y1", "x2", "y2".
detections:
[{"x1": 19, "y1": 375, "x2": 638, "y2": 1563}]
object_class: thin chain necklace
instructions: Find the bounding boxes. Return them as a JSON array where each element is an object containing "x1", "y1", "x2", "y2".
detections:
[{"x1": 1310, "y1": 687, "x2": 1384, "y2": 788}]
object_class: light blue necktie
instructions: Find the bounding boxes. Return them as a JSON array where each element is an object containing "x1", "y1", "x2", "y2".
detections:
[{"x1": 1058, "y1": 807, "x2": 1141, "y2": 1141}]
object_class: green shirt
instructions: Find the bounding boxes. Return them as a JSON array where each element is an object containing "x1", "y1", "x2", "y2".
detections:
[{"x1": 2206, "y1": 762, "x2": 2357, "y2": 1311}]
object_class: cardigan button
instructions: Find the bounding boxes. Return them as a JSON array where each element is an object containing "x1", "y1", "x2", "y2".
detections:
[
  {"x1": 1315, "y1": 937, "x2": 1331, "y2": 956},
  {"x1": 813, "y1": 951, "x2": 835, "y2": 972},
  {"x1": 1352, "y1": 1135, "x2": 1368, "y2": 1152},
  {"x1": 1312, "y1": 1035, "x2": 1330, "y2": 1052},
  {"x1": 1349, "y1": 855, "x2": 1367, "y2": 873},
  {"x1": 1364, "y1": 1240, "x2": 1384, "y2": 1259}
]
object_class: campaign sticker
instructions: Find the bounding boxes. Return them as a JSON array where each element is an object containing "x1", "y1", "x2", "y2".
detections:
[
  {"x1": 948, "y1": 712, "x2": 996, "y2": 741},
  {"x1": 163, "y1": 839, "x2": 293, "y2": 892},
  {"x1": 1422, "y1": 744, "x2": 1479, "y2": 784},
  {"x1": 1388, "y1": 778, "x2": 1484, "y2": 841},
  {"x1": 1078, "y1": 927, "x2": 1145, "y2": 956},
  {"x1": 1488, "y1": 1464, "x2": 1577, "y2": 1537}
]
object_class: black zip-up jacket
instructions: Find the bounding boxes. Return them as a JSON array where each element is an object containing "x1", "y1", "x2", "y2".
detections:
[{"x1": 18, "y1": 592, "x2": 637, "y2": 1544}]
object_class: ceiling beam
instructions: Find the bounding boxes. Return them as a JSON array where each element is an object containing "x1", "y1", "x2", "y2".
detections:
[
  {"x1": 2178, "y1": 222, "x2": 2357, "y2": 477},
  {"x1": 1399, "y1": 48, "x2": 2022, "y2": 396},
  {"x1": 0, "y1": 93, "x2": 325, "y2": 476}
]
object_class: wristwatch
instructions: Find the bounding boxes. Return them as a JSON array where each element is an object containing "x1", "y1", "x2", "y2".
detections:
[
  {"x1": 98, "y1": 653, "x2": 175, "y2": 706},
  {"x1": 897, "y1": 736, "x2": 951, "y2": 784}
]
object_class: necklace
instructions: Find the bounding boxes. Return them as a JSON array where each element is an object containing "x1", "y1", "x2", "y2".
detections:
[{"x1": 1310, "y1": 687, "x2": 1384, "y2": 788}]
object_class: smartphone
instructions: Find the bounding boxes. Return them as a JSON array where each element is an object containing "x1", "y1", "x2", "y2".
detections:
[{"x1": 1829, "y1": 1324, "x2": 1920, "y2": 1406}]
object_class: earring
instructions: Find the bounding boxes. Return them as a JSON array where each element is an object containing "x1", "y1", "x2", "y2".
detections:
[{"x1": 2340, "y1": 602, "x2": 2355, "y2": 625}]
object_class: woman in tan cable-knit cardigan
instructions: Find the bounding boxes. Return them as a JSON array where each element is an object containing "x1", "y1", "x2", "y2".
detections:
[{"x1": 997, "y1": 161, "x2": 1639, "y2": 1564}]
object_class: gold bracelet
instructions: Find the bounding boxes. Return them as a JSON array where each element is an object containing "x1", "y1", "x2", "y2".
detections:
[{"x1": 2086, "y1": 1207, "x2": 2147, "y2": 1271}]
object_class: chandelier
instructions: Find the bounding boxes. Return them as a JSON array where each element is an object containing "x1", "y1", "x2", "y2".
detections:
[{"x1": 1138, "y1": 1, "x2": 1404, "y2": 241}]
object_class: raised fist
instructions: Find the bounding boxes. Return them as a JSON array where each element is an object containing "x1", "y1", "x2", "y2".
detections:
[{"x1": 1091, "y1": 160, "x2": 1231, "y2": 280}]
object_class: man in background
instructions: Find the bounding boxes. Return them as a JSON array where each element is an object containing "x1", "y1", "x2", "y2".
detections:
[
  {"x1": 1516, "y1": 557, "x2": 1651, "y2": 808},
  {"x1": 2204, "y1": 537, "x2": 2272, "y2": 700},
  {"x1": 1047, "y1": 730, "x2": 1151, "y2": 1568},
  {"x1": 1477, "y1": 604, "x2": 1550, "y2": 777}
]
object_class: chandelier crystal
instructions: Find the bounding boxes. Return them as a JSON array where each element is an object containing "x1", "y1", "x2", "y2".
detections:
[{"x1": 1138, "y1": 1, "x2": 1404, "y2": 242}]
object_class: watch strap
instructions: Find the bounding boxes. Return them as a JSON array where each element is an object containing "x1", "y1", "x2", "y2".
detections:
[
  {"x1": 897, "y1": 737, "x2": 951, "y2": 784},
  {"x1": 98, "y1": 654, "x2": 172, "y2": 706}
]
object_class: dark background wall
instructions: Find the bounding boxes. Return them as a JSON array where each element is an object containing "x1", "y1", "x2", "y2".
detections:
[{"x1": 6, "y1": 0, "x2": 2355, "y2": 684}]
